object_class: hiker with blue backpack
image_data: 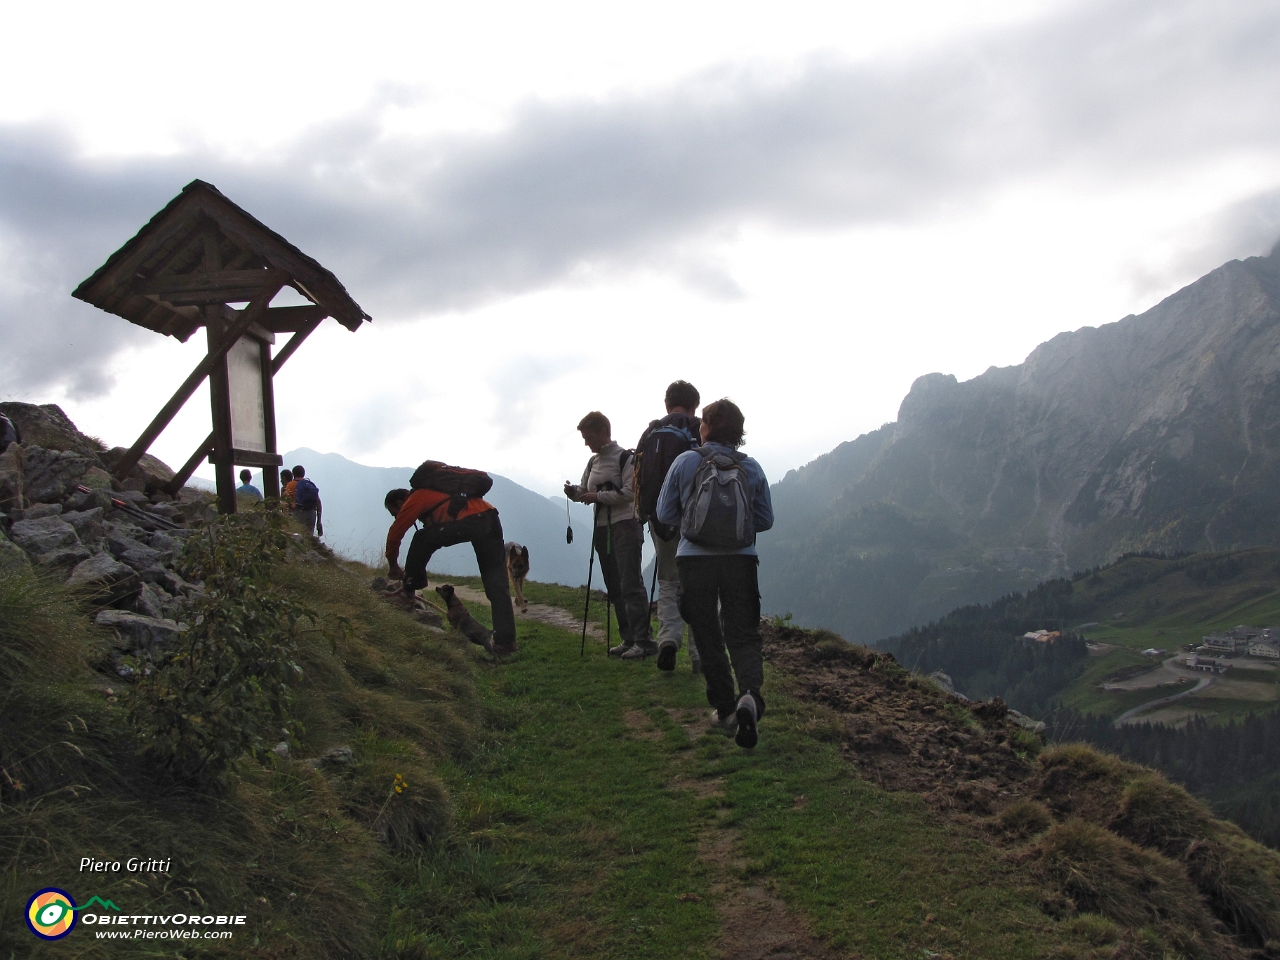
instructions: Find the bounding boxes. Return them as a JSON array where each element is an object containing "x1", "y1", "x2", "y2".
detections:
[
  {"x1": 565, "y1": 411, "x2": 655, "y2": 660},
  {"x1": 634, "y1": 380, "x2": 703, "y2": 674},
  {"x1": 655, "y1": 399, "x2": 773, "y2": 748},
  {"x1": 289, "y1": 464, "x2": 323, "y2": 537}
]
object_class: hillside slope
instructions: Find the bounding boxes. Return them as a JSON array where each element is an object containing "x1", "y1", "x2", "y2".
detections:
[{"x1": 763, "y1": 242, "x2": 1280, "y2": 642}]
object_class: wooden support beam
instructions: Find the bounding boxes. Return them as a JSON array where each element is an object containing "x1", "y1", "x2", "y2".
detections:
[
  {"x1": 166, "y1": 436, "x2": 214, "y2": 497},
  {"x1": 137, "y1": 268, "x2": 286, "y2": 305},
  {"x1": 271, "y1": 319, "x2": 321, "y2": 373},
  {"x1": 111, "y1": 279, "x2": 286, "y2": 484},
  {"x1": 265, "y1": 304, "x2": 327, "y2": 332},
  {"x1": 262, "y1": 337, "x2": 280, "y2": 500}
]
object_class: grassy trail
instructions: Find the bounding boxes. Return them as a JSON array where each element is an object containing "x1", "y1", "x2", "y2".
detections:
[{"x1": 387, "y1": 576, "x2": 1090, "y2": 960}]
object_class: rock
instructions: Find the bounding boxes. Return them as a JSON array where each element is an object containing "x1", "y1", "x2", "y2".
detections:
[
  {"x1": 11, "y1": 446, "x2": 100, "y2": 505},
  {"x1": 271, "y1": 741, "x2": 291, "y2": 760},
  {"x1": 371, "y1": 576, "x2": 389, "y2": 592},
  {"x1": 1008, "y1": 710, "x2": 1047, "y2": 733},
  {"x1": 154, "y1": 568, "x2": 200, "y2": 597},
  {"x1": 147, "y1": 502, "x2": 180, "y2": 518},
  {"x1": 926, "y1": 670, "x2": 956, "y2": 695},
  {"x1": 306, "y1": 745, "x2": 354, "y2": 768},
  {"x1": 9, "y1": 515, "x2": 90, "y2": 569},
  {"x1": 115, "y1": 490, "x2": 151, "y2": 505},
  {"x1": 94, "y1": 609, "x2": 182, "y2": 658},
  {"x1": 139, "y1": 564, "x2": 171, "y2": 585},
  {"x1": 66, "y1": 553, "x2": 143, "y2": 606},
  {"x1": 149, "y1": 531, "x2": 184, "y2": 558},
  {"x1": 133, "y1": 582, "x2": 168, "y2": 619},
  {"x1": 100, "y1": 448, "x2": 176, "y2": 496},
  {"x1": 0, "y1": 527, "x2": 31, "y2": 572},
  {"x1": 62, "y1": 507, "x2": 105, "y2": 545},
  {"x1": 11, "y1": 503, "x2": 62, "y2": 521},
  {"x1": 0, "y1": 402, "x2": 105, "y2": 458}
]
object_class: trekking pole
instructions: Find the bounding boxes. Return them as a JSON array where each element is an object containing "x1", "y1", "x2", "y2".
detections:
[
  {"x1": 605, "y1": 505, "x2": 612, "y2": 654},
  {"x1": 580, "y1": 503, "x2": 598, "y2": 657}
]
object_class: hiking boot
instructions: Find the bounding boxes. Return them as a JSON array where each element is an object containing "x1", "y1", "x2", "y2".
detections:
[
  {"x1": 656, "y1": 642, "x2": 677, "y2": 672},
  {"x1": 690, "y1": 659, "x2": 703, "y2": 676},
  {"x1": 708, "y1": 708, "x2": 739, "y2": 737},
  {"x1": 608, "y1": 642, "x2": 634, "y2": 657},
  {"x1": 620, "y1": 642, "x2": 658, "y2": 661},
  {"x1": 735, "y1": 692, "x2": 759, "y2": 749}
]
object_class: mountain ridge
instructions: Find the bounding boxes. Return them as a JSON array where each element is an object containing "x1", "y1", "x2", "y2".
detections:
[{"x1": 762, "y1": 243, "x2": 1280, "y2": 642}]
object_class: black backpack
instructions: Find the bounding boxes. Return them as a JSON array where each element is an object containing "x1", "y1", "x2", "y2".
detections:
[
  {"x1": 410, "y1": 461, "x2": 493, "y2": 520},
  {"x1": 680, "y1": 448, "x2": 754, "y2": 550},
  {"x1": 635, "y1": 416, "x2": 699, "y2": 536}
]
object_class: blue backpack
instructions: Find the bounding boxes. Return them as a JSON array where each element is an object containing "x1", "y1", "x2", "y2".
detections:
[{"x1": 294, "y1": 477, "x2": 320, "y2": 508}]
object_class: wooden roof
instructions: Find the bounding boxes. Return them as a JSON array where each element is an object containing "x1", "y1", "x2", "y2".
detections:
[{"x1": 73, "y1": 179, "x2": 371, "y2": 342}]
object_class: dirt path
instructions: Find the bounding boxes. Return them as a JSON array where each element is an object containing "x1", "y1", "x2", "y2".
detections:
[
  {"x1": 625, "y1": 707, "x2": 845, "y2": 960},
  {"x1": 449, "y1": 583, "x2": 604, "y2": 639}
]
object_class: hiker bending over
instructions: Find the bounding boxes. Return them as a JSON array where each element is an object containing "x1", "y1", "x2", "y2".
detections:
[
  {"x1": 564, "y1": 411, "x2": 655, "y2": 660},
  {"x1": 656, "y1": 399, "x2": 773, "y2": 749},
  {"x1": 384, "y1": 463, "x2": 516, "y2": 654},
  {"x1": 634, "y1": 380, "x2": 702, "y2": 674}
]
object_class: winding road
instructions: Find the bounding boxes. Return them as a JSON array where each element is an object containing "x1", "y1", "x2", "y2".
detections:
[{"x1": 1112, "y1": 659, "x2": 1217, "y2": 727}]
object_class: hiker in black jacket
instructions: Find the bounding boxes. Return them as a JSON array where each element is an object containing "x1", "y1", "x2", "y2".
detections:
[{"x1": 635, "y1": 381, "x2": 702, "y2": 674}]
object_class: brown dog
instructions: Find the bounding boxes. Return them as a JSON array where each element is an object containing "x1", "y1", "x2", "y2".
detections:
[
  {"x1": 505, "y1": 541, "x2": 530, "y2": 612},
  {"x1": 435, "y1": 584, "x2": 495, "y2": 654}
]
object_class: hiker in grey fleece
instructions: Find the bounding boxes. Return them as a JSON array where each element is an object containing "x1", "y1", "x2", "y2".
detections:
[{"x1": 564, "y1": 410, "x2": 655, "y2": 659}]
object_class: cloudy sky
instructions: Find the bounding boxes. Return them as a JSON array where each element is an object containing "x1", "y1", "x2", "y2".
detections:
[{"x1": 3, "y1": 0, "x2": 1279, "y2": 496}]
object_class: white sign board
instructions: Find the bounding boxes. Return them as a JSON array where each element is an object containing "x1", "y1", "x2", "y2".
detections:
[{"x1": 227, "y1": 335, "x2": 266, "y2": 453}]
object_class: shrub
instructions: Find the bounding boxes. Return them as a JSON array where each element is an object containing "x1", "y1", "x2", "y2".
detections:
[
  {"x1": 997, "y1": 798, "x2": 1052, "y2": 839},
  {"x1": 126, "y1": 511, "x2": 317, "y2": 783},
  {"x1": 1031, "y1": 819, "x2": 1224, "y2": 959}
]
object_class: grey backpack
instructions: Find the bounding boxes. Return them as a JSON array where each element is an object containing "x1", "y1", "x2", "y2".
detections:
[{"x1": 681, "y1": 448, "x2": 754, "y2": 549}]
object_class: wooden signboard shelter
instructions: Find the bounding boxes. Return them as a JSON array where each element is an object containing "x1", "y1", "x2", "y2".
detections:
[{"x1": 73, "y1": 180, "x2": 370, "y2": 514}]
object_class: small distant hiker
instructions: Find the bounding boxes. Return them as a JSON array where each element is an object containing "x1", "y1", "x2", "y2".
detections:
[
  {"x1": 565, "y1": 411, "x2": 655, "y2": 660},
  {"x1": 236, "y1": 468, "x2": 263, "y2": 501},
  {"x1": 635, "y1": 380, "x2": 702, "y2": 674},
  {"x1": 279, "y1": 469, "x2": 295, "y2": 509},
  {"x1": 290, "y1": 464, "x2": 323, "y2": 536},
  {"x1": 0, "y1": 414, "x2": 20, "y2": 453},
  {"x1": 384, "y1": 460, "x2": 517, "y2": 655},
  {"x1": 656, "y1": 399, "x2": 773, "y2": 748}
]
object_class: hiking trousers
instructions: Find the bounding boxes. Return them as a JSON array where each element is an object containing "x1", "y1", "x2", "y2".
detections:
[
  {"x1": 594, "y1": 518, "x2": 652, "y2": 647},
  {"x1": 404, "y1": 509, "x2": 517, "y2": 648},
  {"x1": 677, "y1": 555, "x2": 766, "y2": 719},
  {"x1": 651, "y1": 525, "x2": 698, "y2": 665}
]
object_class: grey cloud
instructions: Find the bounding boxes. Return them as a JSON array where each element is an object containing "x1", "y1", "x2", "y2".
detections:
[{"x1": 3, "y1": 0, "x2": 1279, "y2": 396}]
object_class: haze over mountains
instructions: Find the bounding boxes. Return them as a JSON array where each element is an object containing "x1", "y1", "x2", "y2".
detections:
[{"x1": 761, "y1": 242, "x2": 1280, "y2": 644}]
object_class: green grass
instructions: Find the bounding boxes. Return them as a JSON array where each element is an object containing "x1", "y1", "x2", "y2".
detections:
[{"x1": 394, "y1": 573, "x2": 1105, "y2": 959}]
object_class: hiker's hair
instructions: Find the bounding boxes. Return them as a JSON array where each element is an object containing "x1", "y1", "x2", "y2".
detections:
[
  {"x1": 385, "y1": 488, "x2": 410, "y2": 512},
  {"x1": 665, "y1": 380, "x2": 700, "y2": 412},
  {"x1": 280, "y1": 469, "x2": 293, "y2": 482},
  {"x1": 577, "y1": 411, "x2": 611, "y2": 435},
  {"x1": 239, "y1": 469, "x2": 252, "y2": 483},
  {"x1": 702, "y1": 399, "x2": 745, "y2": 448},
  {"x1": 291, "y1": 465, "x2": 306, "y2": 478}
]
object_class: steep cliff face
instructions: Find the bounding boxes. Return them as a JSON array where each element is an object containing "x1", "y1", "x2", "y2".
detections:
[{"x1": 763, "y1": 244, "x2": 1280, "y2": 642}]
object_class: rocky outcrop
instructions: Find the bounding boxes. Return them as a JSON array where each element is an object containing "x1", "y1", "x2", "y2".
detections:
[
  {"x1": 67, "y1": 552, "x2": 143, "y2": 606},
  {"x1": 9, "y1": 515, "x2": 91, "y2": 569},
  {"x1": 95, "y1": 609, "x2": 183, "y2": 660},
  {"x1": 764, "y1": 242, "x2": 1280, "y2": 642}
]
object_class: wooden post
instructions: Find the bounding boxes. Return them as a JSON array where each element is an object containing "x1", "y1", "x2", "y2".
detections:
[
  {"x1": 202, "y1": 233, "x2": 236, "y2": 515},
  {"x1": 261, "y1": 338, "x2": 280, "y2": 500},
  {"x1": 163, "y1": 318, "x2": 319, "y2": 497}
]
